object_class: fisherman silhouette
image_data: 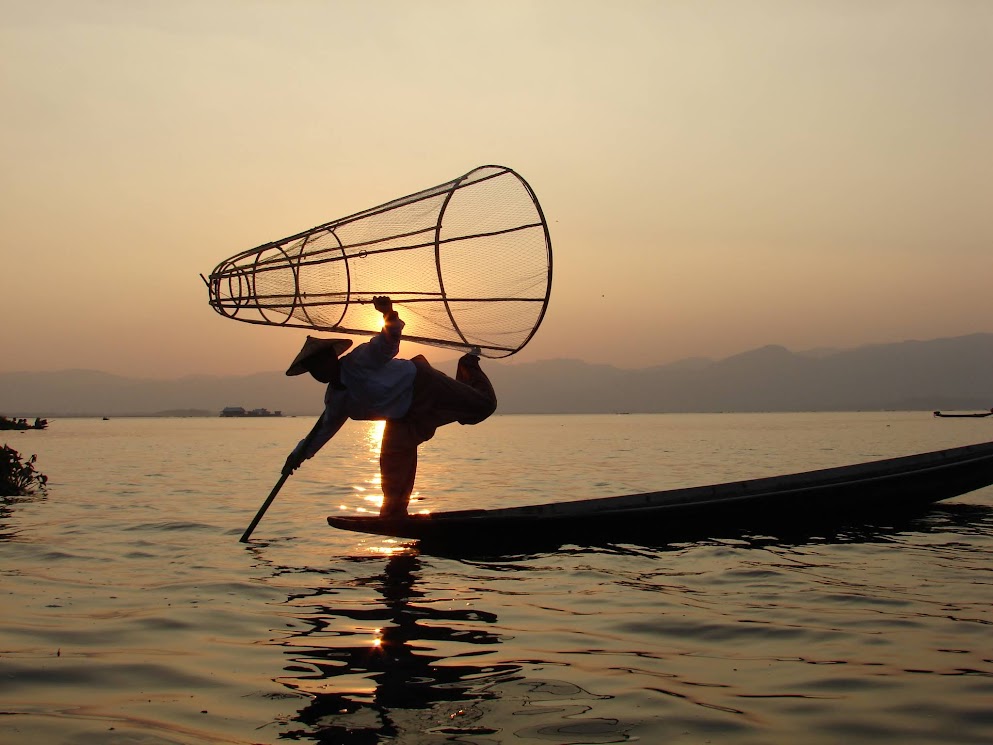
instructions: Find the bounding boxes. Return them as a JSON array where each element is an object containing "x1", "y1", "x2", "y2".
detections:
[{"x1": 283, "y1": 296, "x2": 497, "y2": 517}]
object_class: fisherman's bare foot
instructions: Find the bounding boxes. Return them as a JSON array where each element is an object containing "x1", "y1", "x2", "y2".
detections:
[{"x1": 459, "y1": 348, "x2": 482, "y2": 366}]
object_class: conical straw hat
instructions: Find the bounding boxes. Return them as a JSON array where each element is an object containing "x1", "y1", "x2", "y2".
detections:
[{"x1": 285, "y1": 336, "x2": 353, "y2": 376}]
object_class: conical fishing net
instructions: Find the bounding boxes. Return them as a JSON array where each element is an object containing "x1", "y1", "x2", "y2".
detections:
[{"x1": 204, "y1": 165, "x2": 552, "y2": 358}]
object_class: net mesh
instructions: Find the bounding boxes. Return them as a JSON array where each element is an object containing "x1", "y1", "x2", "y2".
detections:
[{"x1": 205, "y1": 165, "x2": 552, "y2": 358}]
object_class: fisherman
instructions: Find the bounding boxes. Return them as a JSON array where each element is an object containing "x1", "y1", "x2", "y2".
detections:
[{"x1": 283, "y1": 296, "x2": 497, "y2": 518}]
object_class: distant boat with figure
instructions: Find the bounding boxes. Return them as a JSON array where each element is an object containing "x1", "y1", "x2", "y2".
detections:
[
  {"x1": 219, "y1": 407, "x2": 283, "y2": 418},
  {"x1": 0, "y1": 416, "x2": 48, "y2": 431},
  {"x1": 933, "y1": 409, "x2": 993, "y2": 419}
]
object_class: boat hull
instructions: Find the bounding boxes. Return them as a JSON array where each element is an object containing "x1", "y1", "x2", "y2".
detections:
[{"x1": 327, "y1": 440, "x2": 993, "y2": 548}]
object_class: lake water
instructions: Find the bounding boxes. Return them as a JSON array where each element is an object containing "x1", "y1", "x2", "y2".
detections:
[{"x1": 2, "y1": 413, "x2": 992, "y2": 744}]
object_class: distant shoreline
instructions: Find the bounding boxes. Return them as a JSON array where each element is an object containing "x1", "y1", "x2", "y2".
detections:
[
  {"x1": 3, "y1": 332, "x2": 991, "y2": 417},
  {"x1": 1, "y1": 409, "x2": 968, "y2": 420}
]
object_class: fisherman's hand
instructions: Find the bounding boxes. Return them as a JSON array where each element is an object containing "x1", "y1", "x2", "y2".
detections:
[
  {"x1": 372, "y1": 295, "x2": 393, "y2": 315},
  {"x1": 282, "y1": 452, "x2": 303, "y2": 476}
]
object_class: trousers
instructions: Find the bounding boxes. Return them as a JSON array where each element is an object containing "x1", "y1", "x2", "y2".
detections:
[{"x1": 379, "y1": 355, "x2": 497, "y2": 517}]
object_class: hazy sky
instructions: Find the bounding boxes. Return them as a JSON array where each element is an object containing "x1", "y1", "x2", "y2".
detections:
[{"x1": 2, "y1": 1, "x2": 991, "y2": 378}]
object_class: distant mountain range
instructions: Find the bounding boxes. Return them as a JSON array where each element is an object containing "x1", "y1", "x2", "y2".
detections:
[{"x1": 1, "y1": 334, "x2": 992, "y2": 417}]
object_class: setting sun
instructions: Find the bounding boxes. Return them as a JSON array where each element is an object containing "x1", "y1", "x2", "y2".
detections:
[{"x1": 369, "y1": 305, "x2": 386, "y2": 332}]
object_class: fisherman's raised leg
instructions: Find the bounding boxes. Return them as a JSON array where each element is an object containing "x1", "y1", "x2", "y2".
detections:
[{"x1": 454, "y1": 351, "x2": 497, "y2": 424}]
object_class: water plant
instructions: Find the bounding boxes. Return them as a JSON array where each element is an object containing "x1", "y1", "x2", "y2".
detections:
[{"x1": 1, "y1": 444, "x2": 49, "y2": 497}]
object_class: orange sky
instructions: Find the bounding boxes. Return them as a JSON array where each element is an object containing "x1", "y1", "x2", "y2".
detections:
[{"x1": 2, "y1": 1, "x2": 991, "y2": 378}]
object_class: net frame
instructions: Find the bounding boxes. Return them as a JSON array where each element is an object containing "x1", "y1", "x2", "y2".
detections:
[{"x1": 204, "y1": 165, "x2": 552, "y2": 358}]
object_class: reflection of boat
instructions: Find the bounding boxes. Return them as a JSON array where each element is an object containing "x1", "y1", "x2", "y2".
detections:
[
  {"x1": 328, "y1": 441, "x2": 993, "y2": 546},
  {"x1": 933, "y1": 409, "x2": 993, "y2": 418}
]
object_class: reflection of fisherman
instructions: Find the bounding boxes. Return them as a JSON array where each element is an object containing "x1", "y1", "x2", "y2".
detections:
[
  {"x1": 283, "y1": 296, "x2": 497, "y2": 517},
  {"x1": 282, "y1": 551, "x2": 512, "y2": 740}
]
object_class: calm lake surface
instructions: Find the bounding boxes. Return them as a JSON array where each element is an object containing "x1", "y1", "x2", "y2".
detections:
[{"x1": 2, "y1": 413, "x2": 992, "y2": 744}]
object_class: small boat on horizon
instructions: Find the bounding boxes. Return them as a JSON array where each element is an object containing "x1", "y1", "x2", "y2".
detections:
[{"x1": 933, "y1": 409, "x2": 993, "y2": 418}]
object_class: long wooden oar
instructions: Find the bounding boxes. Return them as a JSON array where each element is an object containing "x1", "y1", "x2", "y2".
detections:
[
  {"x1": 240, "y1": 420, "x2": 322, "y2": 542},
  {"x1": 239, "y1": 472, "x2": 290, "y2": 542}
]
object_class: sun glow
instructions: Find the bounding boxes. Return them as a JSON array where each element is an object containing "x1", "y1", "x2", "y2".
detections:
[
  {"x1": 366, "y1": 420, "x2": 385, "y2": 454},
  {"x1": 368, "y1": 542, "x2": 406, "y2": 557},
  {"x1": 368, "y1": 306, "x2": 386, "y2": 331}
]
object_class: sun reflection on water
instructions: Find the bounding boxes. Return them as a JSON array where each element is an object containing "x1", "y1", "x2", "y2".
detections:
[
  {"x1": 363, "y1": 421, "x2": 386, "y2": 512},
  {"x1": 365, "y1": 420, "x2": 385, "y2": 454},
  {"x1": 324, "y1": 421, "x2": 388, "y2": 514},
  {"x1": 334, "y1": 420, "x2": 432, "y2": 516},
  {"x1": 367, "y1": 541, "x2": 407, "y2": 557}
]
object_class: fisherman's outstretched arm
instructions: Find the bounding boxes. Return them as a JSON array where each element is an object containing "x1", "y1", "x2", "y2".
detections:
[
  {"x1": 283, "y1": 402, "x2": 347, "y2": 475},
  {"x1": 360, "y1": 296, "x2": 404, "y2": 366}
]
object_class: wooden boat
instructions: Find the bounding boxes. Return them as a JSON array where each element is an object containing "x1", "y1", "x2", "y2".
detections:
[
  {"x1": 0, "y1": 416, "x2": 48, "y2": 431},
  {"x1": 328, "y1": 440, "x2": 993, "y2": 549},
  {"x1": 933, "y1": 409, "x2": 993, "y2": 418}
]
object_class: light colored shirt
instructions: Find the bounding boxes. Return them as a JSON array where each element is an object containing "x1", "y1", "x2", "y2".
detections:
[{"x1": 294, "y1": 312, "x2": 416, "y2": 462}]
